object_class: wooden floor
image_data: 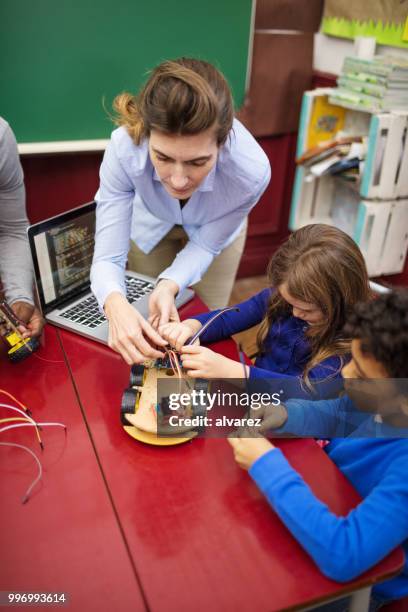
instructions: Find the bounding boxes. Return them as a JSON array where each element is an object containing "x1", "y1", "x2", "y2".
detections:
[{"x1": 228, "y1": 275, "x2": 268, "y2": 359}]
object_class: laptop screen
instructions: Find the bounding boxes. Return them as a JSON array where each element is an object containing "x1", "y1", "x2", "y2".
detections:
[{"x1": 28, "y1": 202, "x2": 96, "y2": 313}]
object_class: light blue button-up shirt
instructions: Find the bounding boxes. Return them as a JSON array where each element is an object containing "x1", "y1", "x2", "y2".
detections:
[{"x1": 91, "y1": 118, "x2": 271, "y2": 308}]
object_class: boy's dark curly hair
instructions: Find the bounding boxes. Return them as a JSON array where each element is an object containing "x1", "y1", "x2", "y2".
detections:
[{"x1": 344, "y1": 289, "x2": 408, "y2": 378}]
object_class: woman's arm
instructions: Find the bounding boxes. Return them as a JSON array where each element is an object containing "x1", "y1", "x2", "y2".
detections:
[
  {"x1": 90, "y1": 139, "x2": 135, "y2": 309},
  {"x1": 91, "y1": 139, "x2": 166, "y2": 363}
]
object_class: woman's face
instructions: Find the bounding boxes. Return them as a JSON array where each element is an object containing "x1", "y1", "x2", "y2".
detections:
[
  {"x1": 278, "y1": 283, "x2": 324, "y2": 325},
  {"x1": 149, "y1": 128, "x2": 219, "y2": 200}
]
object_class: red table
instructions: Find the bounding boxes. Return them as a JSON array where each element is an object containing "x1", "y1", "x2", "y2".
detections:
[
  {"x1": 0, "y1": 326, "x2": 146, "y2": 611},
  {"x1": 57, "y1": 298, "x2": 404, "y2": 612}
]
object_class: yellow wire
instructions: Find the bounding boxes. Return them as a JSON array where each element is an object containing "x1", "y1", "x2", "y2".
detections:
[
  {"x1": 0, "y1": 416, "x2": 43, "y2": 446},
  {"x1": 0, "y1": 392, "x2": 42, "y2": 445},
  {"x1": 0, "y1": 417, "x2": 32, "y2": 425}
]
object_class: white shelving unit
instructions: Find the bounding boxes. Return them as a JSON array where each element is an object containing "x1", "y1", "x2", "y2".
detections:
[{"x1": 289, "y1": 89, "x2": 408, "y2": 277}]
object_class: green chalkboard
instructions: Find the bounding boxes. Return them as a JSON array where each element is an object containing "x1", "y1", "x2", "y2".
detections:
[{"x1": 1, "y1": 1, "x2": 252, "y2": 143}]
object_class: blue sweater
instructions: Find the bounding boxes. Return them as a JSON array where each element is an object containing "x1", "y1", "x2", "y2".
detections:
[
  {"x1": 193, "y1": 289, "x2": 344, "y2": 398},
  {"x1": 249, "y1": 395, "x2": 408, "y2": 601}
]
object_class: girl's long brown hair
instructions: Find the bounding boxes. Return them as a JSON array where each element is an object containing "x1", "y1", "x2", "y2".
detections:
[
  {"x1": 112, "y1": 58, "x2": 234, "y2": 145},
  {"x1": 256, "y1": 224, "x2": 371, "y2": 387}
]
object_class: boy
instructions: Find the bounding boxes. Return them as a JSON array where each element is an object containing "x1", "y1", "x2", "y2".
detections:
[{"x1": 229, "y1": 290, "x2": 408, "y2": 609}]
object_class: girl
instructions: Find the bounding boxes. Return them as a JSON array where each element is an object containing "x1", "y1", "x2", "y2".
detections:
[
  {"x1": 160, "y1": 224, "x2": 371, "y2": 396},
  {"x1": 90, "y1": 58, "x2": 270, "y2": 365}
]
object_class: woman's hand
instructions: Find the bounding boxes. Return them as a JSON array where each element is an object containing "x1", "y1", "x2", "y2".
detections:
[
  {"x1": 228, "y1": 436, "x2": 275, "y2": 470},
  {"x1": 104, "y1": 292, "x2": 167, "y2": 364},
  {"x1": 11, "y1": 301, "x2": 45, "y2": 338},
  {"x1": 148, "y1": 279, "x2": 180, "y2": 329},
  {"x1": 159, "y1": 319, "x2": 202, "y2": 351},
  {"x1": 180, "y1": 344, "x2": 249, "y2": 378}
]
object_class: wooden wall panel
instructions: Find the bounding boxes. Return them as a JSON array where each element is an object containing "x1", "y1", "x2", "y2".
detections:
[
  {"x1": 22, "y1": 153, "x2": 102, "y2": 224},
  {"x1": 237, "y1": 133, "x2": 297, "y2": 277}
]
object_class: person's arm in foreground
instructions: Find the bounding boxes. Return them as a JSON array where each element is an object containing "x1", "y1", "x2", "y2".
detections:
[
  {"x1": 229, "y1": 433, "x2": 408, "y2": 582},
  {"x1": 0, "y1": 122, "x2": 43, "y2": 337}
]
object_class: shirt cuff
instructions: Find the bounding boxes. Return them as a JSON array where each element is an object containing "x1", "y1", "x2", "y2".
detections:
[
  {"x1": 90, "y1": 262, "x2": 127, "y2": 310},
  {"x1": 8, "y1": 295, "x2": 35, "y2": 307}
]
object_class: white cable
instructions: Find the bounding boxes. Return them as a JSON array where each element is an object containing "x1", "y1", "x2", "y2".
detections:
[
  {"x1": 0, "y1": 422, "x2": 66, "y2": 435},
  {"x1": 34, "y1": 421, "x2": 67, "y2": 429},
  {"x1": 0, "y1": 405, "x2": 66, "y2": 434},
  {"x1": 0, "y1": 403, "x2": 37, "y2": 426},
  {"x1": 0, "y1": 441, "x2": 43, "y2": 504},
  {"x1": 187, "y1": 306, "x2": 240, "y2": 345}
]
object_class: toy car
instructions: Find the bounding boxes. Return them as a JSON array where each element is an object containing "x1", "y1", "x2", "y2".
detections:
[
  {"x1": 120, "y1": 307, "x2": 239, "y2": 446},
  {"x1": 120, "y1": 358, "x2": 210, "y2": 446}
]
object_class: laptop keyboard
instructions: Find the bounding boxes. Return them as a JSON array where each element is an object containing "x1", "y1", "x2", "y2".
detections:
[{"x1": 59, "y1": 277, "x2": 155, "y2": 329}]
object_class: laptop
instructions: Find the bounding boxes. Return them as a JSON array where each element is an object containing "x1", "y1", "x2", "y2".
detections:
[{"x1": 27, "y1": 201, "x2": 194, "y2": 344}]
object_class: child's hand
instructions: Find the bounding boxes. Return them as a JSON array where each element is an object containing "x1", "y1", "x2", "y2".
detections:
[
  {"x1": 228, "y1": 436, "x2": 275, "y2": 470},
  {"x1": 251, "y1": 403, "x2": 288, "y2": 432},
  {"x1": 159, "y1": 319, "x2": 202, "y2": 351},
  {"x1": 180, "y1": 345, "x2": 247, "y2": 378}
]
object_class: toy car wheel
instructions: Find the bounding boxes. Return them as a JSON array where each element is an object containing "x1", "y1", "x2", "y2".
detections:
[
  {"x1": 129, "y1": 364, "x2": 146, "y2": 387},
  {"x1": 120, "y1": 387, "x2": 138, "y2": 425}
]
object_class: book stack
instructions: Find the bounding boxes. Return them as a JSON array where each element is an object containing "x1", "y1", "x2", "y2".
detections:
[
  {"x1": 329, "y1": 55, "x2": 408, "y2": 113},
  {"x1": 296, "y1": 136, "x2": 365, "y2": 182}
]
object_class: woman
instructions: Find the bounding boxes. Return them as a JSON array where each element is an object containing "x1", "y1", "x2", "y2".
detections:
[{"x1": 91, "y1": 57, "x2": 271, "y2": 365}]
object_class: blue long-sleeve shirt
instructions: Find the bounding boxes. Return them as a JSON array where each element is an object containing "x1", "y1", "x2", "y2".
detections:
[
  {"x1": 249, "y1": 395, "x2": 408, "y2": 601},
  {"x1": 193, "y1": 289, "x2": 345, "y2": 398}
]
